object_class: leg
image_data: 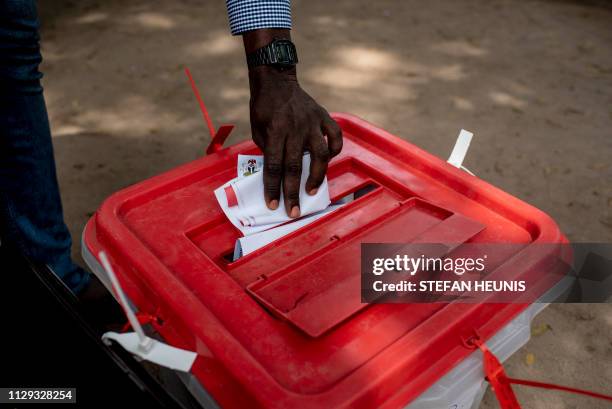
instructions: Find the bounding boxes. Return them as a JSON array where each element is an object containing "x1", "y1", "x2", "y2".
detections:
[{"x1": 0, "y1": 0, "x2": 89, "y2": 293}]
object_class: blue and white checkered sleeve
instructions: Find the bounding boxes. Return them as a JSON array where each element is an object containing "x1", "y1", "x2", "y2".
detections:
[{"x1": 226, "y1": 0, "x2": 292, "y2": 36}]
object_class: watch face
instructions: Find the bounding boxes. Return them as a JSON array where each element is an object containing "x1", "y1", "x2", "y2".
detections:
[
  {"x1": 276, "y1": 45, "x2": 290, "y2": 62},
  {"x1": 272, "y1": 40, "x2": 296, "y2": 66}
]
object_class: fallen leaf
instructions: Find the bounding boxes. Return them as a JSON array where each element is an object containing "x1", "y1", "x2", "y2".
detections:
[
  {"x1": 531, "y1": 323, "x2": 552, "y2": 337},
  {"x1": 525, "y1": 352, "x2": 535, "y2": 366}
]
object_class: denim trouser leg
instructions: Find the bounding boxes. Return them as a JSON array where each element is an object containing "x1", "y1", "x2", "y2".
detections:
[{"x1": 0, "y1": 0, "x2": 89, "y2": 293}]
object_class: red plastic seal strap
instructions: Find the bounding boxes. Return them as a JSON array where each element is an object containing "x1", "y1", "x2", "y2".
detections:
[
  {"x1": 184, "y1": 67, "x2": 234, "y2": 155},
  {"x1": 471, "y1": 337, "x2": 612, "y2": 409},
  {"x1": 473, "y1": 338, "x2": 521, "y2": 409},
  {"x1": 121, "y1": 311, "x2": 163, "y2": 333}
]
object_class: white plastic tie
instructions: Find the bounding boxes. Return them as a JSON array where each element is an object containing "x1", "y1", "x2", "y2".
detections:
[
  {"x1": 448, "y1": 129, "x2": 474, "y2": 170},
  {"x1": 98, "y1": 251, "x2": 197, "y2": 372}
]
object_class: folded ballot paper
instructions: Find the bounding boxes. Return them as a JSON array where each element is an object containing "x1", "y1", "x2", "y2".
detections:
[
  {"x1": 233, "y1": 204, "x2": 343, "y2": 260},
  {"x1": 215, "y1": 154, "x2": 339, "y2": 260}
]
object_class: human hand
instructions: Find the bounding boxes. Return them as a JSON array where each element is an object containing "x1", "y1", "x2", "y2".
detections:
[{"x1": 244, "y1": 30, "x2": 342, "y2": 218}]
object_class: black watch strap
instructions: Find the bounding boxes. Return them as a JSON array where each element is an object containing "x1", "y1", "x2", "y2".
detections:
[{"x1": 247, "y1": 39, "x2": 298, "y2": 69}]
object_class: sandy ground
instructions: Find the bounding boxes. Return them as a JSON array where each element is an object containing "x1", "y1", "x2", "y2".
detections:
[{"x1": 37, "y1": 0, "x2": 611, "y2": 408}]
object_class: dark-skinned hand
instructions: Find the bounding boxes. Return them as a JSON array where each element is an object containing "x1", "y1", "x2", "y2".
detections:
[{"x1": 244, "y1": 29, "x2": 343, "y2": 218}]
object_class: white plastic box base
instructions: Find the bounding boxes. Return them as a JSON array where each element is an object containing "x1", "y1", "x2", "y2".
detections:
[
  {"x1": 405, "y1": 301, "x2": 544, "y2": 409},
  {"x1": 405, "y1": 275, "x2": 571, "y2": 409},
  {"x1": 82, "y1": 237, "x2": 570, "y2": 409}
]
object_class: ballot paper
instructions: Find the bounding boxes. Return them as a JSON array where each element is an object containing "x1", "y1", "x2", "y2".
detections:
[
  {"x1": 233, "y1": 204, "x2": 343, "y2": 260},
  {"x1": 214, "y1": 154, "x2": 332, "y2": 236}
]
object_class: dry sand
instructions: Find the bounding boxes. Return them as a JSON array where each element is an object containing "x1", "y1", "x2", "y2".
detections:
[{"x1": 38, "y1": 0, "x2": 611, "y2": 407}]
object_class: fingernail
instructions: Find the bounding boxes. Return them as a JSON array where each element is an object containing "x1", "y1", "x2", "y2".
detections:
[
  {"x1": 269, "y1": 200, "x2": 279, "y2": 210},
  {"x1": 290, "y1": 206, "x2": 300, "y2": 218},
  {"x1": 308, "y1": 187, "x2": 318, "y2": 196}
]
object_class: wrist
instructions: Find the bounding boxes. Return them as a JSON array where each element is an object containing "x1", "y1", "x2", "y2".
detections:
[
  {"x1": 243, "y1": 29, "x2": 298, "y2": 91},
  {"x1": 248, "y1": 65, "x2": 298, "y2": 88}
]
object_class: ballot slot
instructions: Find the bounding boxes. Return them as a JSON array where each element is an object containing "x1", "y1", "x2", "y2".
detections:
[
  {"x1": 187, "y1": 178, "x2": 377, "y2": 268},
  {"x1": 220, "y1": 182, "x2": 379, "y2": 263},
  {"x1": 227, "y1": 191, "x2": 421, "y2": 290}
]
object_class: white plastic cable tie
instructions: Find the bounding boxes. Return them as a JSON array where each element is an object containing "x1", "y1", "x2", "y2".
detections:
[
  {"x1": 98, "y1": 251, "x2": 197, "y2": 372},
  {"x1": 447, "y1": 129, "x2": 474, "y2": 170},
  {"x1": 101, "y1": 332, "x2": 196, "y2": 372}
]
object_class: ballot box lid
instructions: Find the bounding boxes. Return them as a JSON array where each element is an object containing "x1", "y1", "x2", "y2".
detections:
[{"x1": 83, "y1": 113, "x2": 567, "y2": 409}]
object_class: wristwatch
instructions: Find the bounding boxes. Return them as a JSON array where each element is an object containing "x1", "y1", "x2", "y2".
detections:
[{"x1": 247, "y1": 38, "x2": 298, "y2": 69}]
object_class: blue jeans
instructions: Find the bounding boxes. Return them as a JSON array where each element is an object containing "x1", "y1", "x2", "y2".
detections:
[{"x1": 0, "y1": 0, "x2": 89, "y2": 293}]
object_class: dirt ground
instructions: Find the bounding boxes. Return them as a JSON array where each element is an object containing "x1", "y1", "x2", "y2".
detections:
[{"x1": 37, "y1": 0, "x2": 611, "y2": 408}]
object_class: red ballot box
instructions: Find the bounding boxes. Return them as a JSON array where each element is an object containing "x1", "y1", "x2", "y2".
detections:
[{"x1": 82, "y1": 113, "x2": 568, "y2": 409}]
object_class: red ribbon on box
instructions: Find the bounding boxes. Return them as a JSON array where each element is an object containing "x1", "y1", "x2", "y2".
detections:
[{"x1": 468, "y1": 336, "x2": 612, "y2": 409}]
